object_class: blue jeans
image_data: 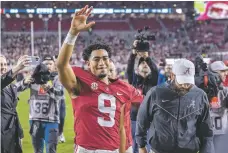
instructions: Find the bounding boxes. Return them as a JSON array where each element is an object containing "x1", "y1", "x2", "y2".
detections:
[
  {"x1": 59, "y1": 99, "x2": 66, "y2": 135},
  {"x1": 131, "y1": 120, "x2": 150, "y2": 153},
  {"x1": 29, "y1": 120, "x2": 59, "y2": 153}
]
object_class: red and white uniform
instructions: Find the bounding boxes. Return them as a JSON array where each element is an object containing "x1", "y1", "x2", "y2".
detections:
[{"x1": 71, "y1": 67, "x2": 143, "y2": 151}]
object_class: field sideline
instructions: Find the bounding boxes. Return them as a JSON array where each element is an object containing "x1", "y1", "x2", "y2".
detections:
[{"x1": 17, "y1": 90, "x2": 75, "y2": 153}]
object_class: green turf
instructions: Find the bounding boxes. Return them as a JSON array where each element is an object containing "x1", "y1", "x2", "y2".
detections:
[{"x1": 17, "y1": 90, "x2": 75, "y2": 153}]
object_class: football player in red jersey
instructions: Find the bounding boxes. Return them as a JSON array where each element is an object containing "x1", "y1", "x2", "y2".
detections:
[{"x1": 56, "y1": 5, "x2": 143, "y2": 153}]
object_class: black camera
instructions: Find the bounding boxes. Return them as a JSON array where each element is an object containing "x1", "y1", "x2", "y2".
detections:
[
  {"x1": 32, "y1": 63, "x2": 51, "y2": 85},
  {"x1": 133, "y1": 26, "x2": 155, "y2": 52},
  {"x1": 195, "y1": 56, "x2": 208, "y2": 74},
  {"x1": 194, "y1": 56, "x2": 223, "y2": 102}
]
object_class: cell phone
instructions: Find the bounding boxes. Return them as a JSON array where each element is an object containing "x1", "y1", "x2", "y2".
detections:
[{"x1": 31, "y1": 56, "x2": 40, "y2": 66}]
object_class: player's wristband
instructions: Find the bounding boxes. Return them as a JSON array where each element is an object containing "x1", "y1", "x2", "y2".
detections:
[{"x1": 64, "y1": 32, "x2": 78, "y2": 45}]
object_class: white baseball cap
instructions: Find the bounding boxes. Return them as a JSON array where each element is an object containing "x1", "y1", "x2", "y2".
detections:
[
  {"x1": 210, "y1": 61, "x2": 228, "y2": 72},
  {"x1": 172, "y1": 59, "x2": 195, "y2": 84}
]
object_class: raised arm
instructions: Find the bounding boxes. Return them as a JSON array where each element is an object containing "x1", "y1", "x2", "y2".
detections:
[
  {"x1": 56, "y1": 5, "x2": 95, "y2": 96},
  {"x1": 145, "y1": 57, "x2": 159, "y2": 85},
  {"x1": 127, "y1": 53, "x2": 136, "y2": 85},
  {"x1": 1, "y1": 55, "x2": 31, "y2": 89}
]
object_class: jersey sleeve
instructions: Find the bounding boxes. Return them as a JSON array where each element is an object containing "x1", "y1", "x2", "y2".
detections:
[
  {"x1": 129, "y1": 85, "x2": 144, "y2": 103},
  {"x1": 72, "y1": 66, "x2": 97, "y2": 85}
]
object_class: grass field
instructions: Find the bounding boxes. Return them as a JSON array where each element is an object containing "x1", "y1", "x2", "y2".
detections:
[{"x1": 17, "y1": 89, "x2": 75, "y2": 153}]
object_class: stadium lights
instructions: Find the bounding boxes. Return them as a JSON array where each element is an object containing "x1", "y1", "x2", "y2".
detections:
[
  {"x1": 16, "y1": 13, "x2": 20, "y2": 18},
  {"x1": 4, "y1": 8, "x2": 175, "y2": 14},
  {"x1": 39, "y1": 14, "x2": 43, "y2": 18},
  {"x1": 130, "y1": 13, "x2": 136, "y2": 17},
  {"x1": 28, "y1": 14, "x2": 33, "y2": 18},
  {"x1": 98, "y1": 14, "x2": 104, "y2": 18},
  {"x1": 176, "y1": 8, "x2": 182, "y2": 14},
  {"x1": 6, "y1": 13, "x2": 10, "y2": 18},
  {"x1": 120, "y1": 13, "x2": 125, "y2": 17},
  {"x1": 58, "y1": 14, "x2": 62, "y2": 18},
  {"x1": 160, "y1": 14, "x2": 165, "y2": 19}
]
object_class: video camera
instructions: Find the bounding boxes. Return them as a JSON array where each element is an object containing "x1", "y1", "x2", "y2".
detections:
[
  {"x1": 31, "y1": 63, "x2": 58, "y2": 85},
  {"x1": 194, "y1": 56, "x2": 223, "y2": 102},
  {"x1": 133, "y1": 26, "x2": 155, "y2": 52}
]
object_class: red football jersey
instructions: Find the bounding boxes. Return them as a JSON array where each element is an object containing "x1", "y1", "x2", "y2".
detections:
[{"x1": 71, "y1": 67, "x2": 143, "y2": 150}]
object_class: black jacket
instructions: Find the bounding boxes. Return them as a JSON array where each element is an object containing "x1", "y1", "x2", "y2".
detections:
[
  {"x1": 136, "y1": 82, "x2": 214, "y2": 153},
  {"x1": 127, "y1": 53, "x2": 158, "y2": 120},
  {"x1": 1, "y1": 70, "x2": 23, "y2": 153}
]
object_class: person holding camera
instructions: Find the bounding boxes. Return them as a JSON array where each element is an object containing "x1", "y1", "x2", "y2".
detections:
[
  {"x1": 127, "y1": 39, "x2": 158, "y2": 153},
  {"x1": 209, "y1": 61, "x2": 228, "y2": 153},
  {"x1": 17, "y1": 55, "x2": 64, "y2": 153},
  {"x1": 1, "y1": 54, "x2": 32, "y2": 153},
  {"x1": 136, "y1": 59, "x2": 214, "y2": 153}
]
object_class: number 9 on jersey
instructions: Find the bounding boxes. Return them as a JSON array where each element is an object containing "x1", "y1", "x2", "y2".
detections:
[{"x1": 97, "y1": 93, "x2": 117, "y2": 127}]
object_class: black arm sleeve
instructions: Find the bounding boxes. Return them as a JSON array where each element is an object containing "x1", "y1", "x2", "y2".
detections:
[
  {"x1": 127, "y1": 53, "x2": 137, "y2": 85},
  {"x1": 146, "y1": 57, "x2": 159, "y2": 85},
  {"x1": 1, "y1": 70, "x2": 15, "y2": 89}
]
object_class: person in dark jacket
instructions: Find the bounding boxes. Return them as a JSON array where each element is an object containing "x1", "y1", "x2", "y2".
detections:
[
  {"x1": 127, "y1": 40, "x2": 158, "y2": 153},
  {"x1": 136, "y1": 59, "x2": 214, "y2": 153},
  {"x1": 209, "y1": 61, "x2": 228, "y2": 153},
  {"x1": 127, "y1": 40, "x2": 158, "y2": 88},
  {"x1": 1, "y1": 55, "x2": 32, "y2": 153}
]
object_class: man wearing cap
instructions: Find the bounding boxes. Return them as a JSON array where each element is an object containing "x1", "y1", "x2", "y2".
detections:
[
  {"x1": 17, "y1": 55, "x2": 64, "y2": 153},
  {"x1": 136, "y1": 59, "x2": 214, "y2": 153},
  {"x1": 127, "y1": 41, "x2": 158, "y2": 153},
  {"x1": 209, "y1": 61, "x2": 228, "y2": 153}
]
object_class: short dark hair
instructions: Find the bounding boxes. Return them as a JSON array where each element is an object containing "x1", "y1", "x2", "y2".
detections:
[
  {"x1": 42, "y1": 54, "x2": 54, "y2": 62},
  {"x1": 82, "y1": 43, "x2": 112, "y2": 61}
]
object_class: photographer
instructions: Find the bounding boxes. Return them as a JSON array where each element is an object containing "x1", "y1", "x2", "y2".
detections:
[
  {"x1": 17, "y1": 55, "x2": 64, "y2": 153},
  {"x1": 1, "y1": 55, "x2": 32, "y2": 153},
  {"x1": 209, "y1": 61, "x2": 228, "y2": 153},
  {"x1": 127, "y1": 33, "x2": 158, "y2": 153}
]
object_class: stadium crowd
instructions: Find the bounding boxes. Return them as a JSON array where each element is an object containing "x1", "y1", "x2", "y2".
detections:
[
  {"x1": 2, "y1": 1, "x2": 192, "y2": 9},
  {"x1": 2, "y1": 21, "x2": 228, "y2": 79}
]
